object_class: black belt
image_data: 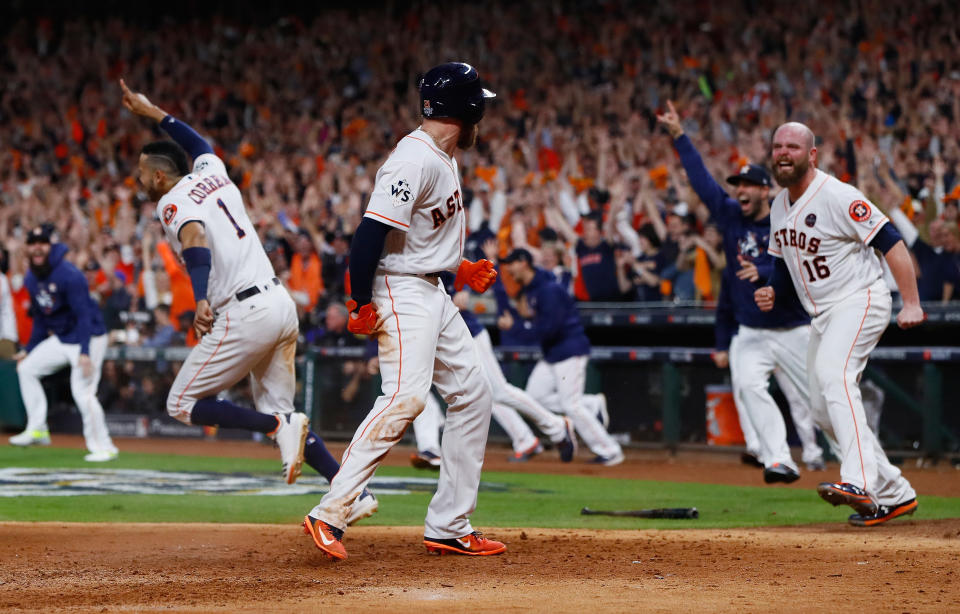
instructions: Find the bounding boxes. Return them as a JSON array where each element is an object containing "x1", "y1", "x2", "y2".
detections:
[{"x1": 236, "y1": 277, "x2": 281, "y2": 302}]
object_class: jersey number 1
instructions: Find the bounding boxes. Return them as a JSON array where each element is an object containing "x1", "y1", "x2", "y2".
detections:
[{"x1": 217, "y1": 199, "x2": 246, "y2": 238}]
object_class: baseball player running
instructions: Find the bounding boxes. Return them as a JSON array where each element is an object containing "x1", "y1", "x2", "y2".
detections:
[
  {"x1": 501, "y1": 248, "x2": 624, "y2": 465},
  {"x1": 120, "y1": 82, "x2": 376, "y2": 523},
  {"x1": 658, "y1": 102, "x2": 825, "y2": 482},
  {"x1": 755, "y1": 122, "x2": 923, "y2": 526},
  {"x1": 11, "y1": 225, "x2": 118, "y2": 461},
  {"x1": 303, "y1": 62, "x2": 505, "y2": 560},
  {"x1": 450, "y1": 271, "x2": 576, "y2": 462}
]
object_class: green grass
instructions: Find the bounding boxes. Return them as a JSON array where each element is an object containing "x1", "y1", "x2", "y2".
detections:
[{"x1": 2, "y1": 446, "x2": 958, "y2": 529}]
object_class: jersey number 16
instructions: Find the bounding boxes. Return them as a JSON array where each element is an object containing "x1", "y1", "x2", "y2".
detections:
[{"x1": 801, "y1": 255, "x2": 830, "y2": 281}]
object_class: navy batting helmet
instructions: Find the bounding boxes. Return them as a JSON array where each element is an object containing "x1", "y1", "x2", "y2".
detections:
[{"x1": 418, "y1": 62, "x2": 496, "y2": 125}]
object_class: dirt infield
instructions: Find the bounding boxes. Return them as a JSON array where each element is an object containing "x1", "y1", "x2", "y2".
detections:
[
  {"x1": 3, "y1": 436, "x2": 959, "y2": 612},
  {"x1": 2, "y1": 521, "x2": 959, "y2": 613}
]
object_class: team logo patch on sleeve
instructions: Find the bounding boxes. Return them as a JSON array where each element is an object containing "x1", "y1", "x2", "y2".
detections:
[
  {"x1": 162, "y1": 204, "x2": 178, "y2": 225},
  {"x1": 390, "y1": 179, "x2": 413, "y2": 207},
  {"x1": 849, "y1": 200, "x2": 871, "y2": 222},
  {"x1": 805, "y1": 213, "x2": 817, "y2": 227}
]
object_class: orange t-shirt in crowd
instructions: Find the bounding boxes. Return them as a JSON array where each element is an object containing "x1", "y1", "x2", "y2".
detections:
[
  {"x1": 289, "y1": 252, "x2": 323, "y2": 312},
  {"x1": 12, "y1": 282, "x2": 32, "y2": 346},
  {"x1": 156, "y1": 241, "x2": 195, "y2": 336}
]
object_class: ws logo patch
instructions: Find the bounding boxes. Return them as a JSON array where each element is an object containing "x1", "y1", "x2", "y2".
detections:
[{"x1": 390, "y1": 179, "x2": 413, "y2": 207}]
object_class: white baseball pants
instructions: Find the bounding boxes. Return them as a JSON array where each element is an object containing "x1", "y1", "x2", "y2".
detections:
[
  {"x1": 311, "y1": 274, "x2": 493, "y2": 537},
  {"x1": 807, "y1": 280, "x2": 915, "y2": 506},
  {"x1": 525, "y1": 355, "x2": 621, "y2": 458},
  {"x1": 166, "y1": 281, "x2": 299, "y2": 422},
  {"x1": 729, "y1": 324, "x2": 823, "y2": 470},
  {"x1": 412, "y1": 391, "x2": 444, "y2": 456},
  {"x1": 475, "y1": 329, "x2": 569, "y2": 452},
  {"x1": 17, "y1": 333, "x2": 115, "y2": 454}
]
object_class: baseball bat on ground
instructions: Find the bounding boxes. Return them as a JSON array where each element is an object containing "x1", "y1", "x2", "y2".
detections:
[{"x1": 580, "y1": 507, "x2": 699, "y2": 519}]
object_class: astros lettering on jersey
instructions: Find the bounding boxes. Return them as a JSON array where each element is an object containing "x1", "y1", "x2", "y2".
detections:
[
  {"x1": 363, "y1": 128, "x2": 465, "y2": 273},
  {"x1": 768, "y1": 168, "x2": 889, "y2": 316},
  {"x1": 155, "y1": 154, "x2": 275, "y2": 309}
]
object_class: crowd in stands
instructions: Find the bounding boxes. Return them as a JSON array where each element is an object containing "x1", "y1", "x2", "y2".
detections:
[{"x1": 1, "y1": 0, "x2": 959, "y2": 373}]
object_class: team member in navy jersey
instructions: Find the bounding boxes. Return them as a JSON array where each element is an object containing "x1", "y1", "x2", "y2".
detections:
[
  {"x1": 11, "y1": 225, "x2": 118, "y2": 461},
  {"x1": 658, "y1": 101, "x2": 825, "y2": 481},
  {"x1": 502, "y1": 248, "x2": 623, "y2": 465}
]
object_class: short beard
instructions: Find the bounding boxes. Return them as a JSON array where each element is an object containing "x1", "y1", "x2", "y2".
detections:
[
  {"x1": 29, "y1": 259, "x2": 52, "y2": 279},
  {"x1": 457, "y1": 123, "x2": 479, "y2": 149},
  {"x1": 772, "y1": 157, "x2": 809, "y2": 187}
]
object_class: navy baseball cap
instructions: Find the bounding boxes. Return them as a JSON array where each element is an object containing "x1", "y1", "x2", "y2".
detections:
[
  {"x1": 726, "y1": 164, "x2": 772, "y2": 187},
  {"x1": 26, "y1": 225, "x2": 53, "y2": 244},
  {"x1": 501, "y1": 247, "x2": 533, "y2": 265}
]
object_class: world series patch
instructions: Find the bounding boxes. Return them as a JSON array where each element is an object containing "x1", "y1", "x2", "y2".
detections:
[
  {"x1": 849, "y1": 200, "x2": 871, "y2": 222},
  {"x1": 805, "y1": 213, "x2": 817, "y2": 227}
]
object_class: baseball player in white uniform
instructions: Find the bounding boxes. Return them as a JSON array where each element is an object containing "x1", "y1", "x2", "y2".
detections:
[
  {"x1": 755, "y1": 122, "x2": 924, "y2": 526},
  {"x1": 120, "y1": 82, "x2": 345, "y2": 497},
  {"x1": 303, "y1": 62, "x2": 505, "y2": 560}
]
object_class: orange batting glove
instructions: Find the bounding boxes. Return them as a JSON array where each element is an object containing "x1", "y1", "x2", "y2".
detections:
[
  {"x1": 454, "y1": 259, "x2": 498, "y2": 293},
  {"x1": 346, "y1": 299, "x2": 380, "y2": 335}
]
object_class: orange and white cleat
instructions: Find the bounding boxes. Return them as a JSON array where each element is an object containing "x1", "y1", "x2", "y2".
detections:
[
  {"x1": 303, "y1": 515, "x2": 348, "y2": 560},
  {"x1": 423, "y1": 531, "x2": 506, "y2": 556}
]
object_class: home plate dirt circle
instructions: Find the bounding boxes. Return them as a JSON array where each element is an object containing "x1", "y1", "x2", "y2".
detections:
[{"x1": 1, "y1": 521, "x2": 958, "y2": 612}]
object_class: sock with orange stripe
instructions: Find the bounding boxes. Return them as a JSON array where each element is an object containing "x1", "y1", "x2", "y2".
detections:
[
  {"x1": 191, "y1": 397, "x2": 279, "y2": 433},
  {"x1": 303, "y1": 430, "x2": 340, "y2": 482}
]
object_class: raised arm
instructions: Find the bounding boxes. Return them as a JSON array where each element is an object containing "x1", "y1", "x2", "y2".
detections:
[
  {"x1": 120, "y1": 79, "x2": 214, "y2": 159},
  {"x1": 656, "y1": 100, "x2": 737, "y2": 223}
]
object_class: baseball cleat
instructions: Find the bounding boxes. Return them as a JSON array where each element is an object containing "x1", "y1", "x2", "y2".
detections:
[
  {"x1": 556, "y1": 417, "x2": 577, "y2": 463},
  {"x1": 9, "y1": 429, "x2": 51, "y2": 447},
  {"x1": 346, "y1": 489, "x2": 379, "y2": 526},
  {"x1": 509, "y1": 439, "x2": 543, "y2": 462},
  {"x1": 589, "y1": 450, "x2": 625, "y2": 467},
  {"x1": 806, "y1": 459, "x2": 827, "y2": 472},
  {"x1": 303, "y1": 515, "x2": 347, "y2": 560},
  {"x1": 817, "y1": 482, "x2": 877, "y2": 516},
  {"x1": 423, "y1": 531, "x2": 506, "y2": 556},
  {"x1": 763, "y1": 463, "x2": 799, "y2": 484},
  {"x1": 848, "y1": 498, "x2": 918, "y2": 527},
  {"x1": 273, "y1": 412, "x2": 309, "y2": 484},
  {"x1": 740, "y1": 452, "x2": 764, "y2": 468},
  {"x1": 84, "y1": 450, "x2": 119, "y2": 462},
  {"x1": 410, "y1": 450, "x2": 441, "y2": 469}
]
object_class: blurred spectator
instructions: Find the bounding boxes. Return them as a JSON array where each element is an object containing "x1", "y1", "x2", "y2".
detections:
[
  {"x1": 101, "y1": 271, "x2": 132, "y2": 332},
  {"x1": 288, "y1": 229, "x2": 324, "y2": 315},
  {"x1": 629, "y1": 224, "x2": 664, "y2": 302},
  {"x1": 142, "y1": 304, "x2": 178, "y2": 348}
]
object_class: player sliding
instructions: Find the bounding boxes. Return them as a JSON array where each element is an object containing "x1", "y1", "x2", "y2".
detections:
[
  {"x1": 120, "y1": 80, "x2": 377, "y2": 525},
  {"x1": 754, "y1": 122, "x2": 923, "y2": 526},
  {"x1": 302, "y1": 62, "x2": 505, "y2": 560}
]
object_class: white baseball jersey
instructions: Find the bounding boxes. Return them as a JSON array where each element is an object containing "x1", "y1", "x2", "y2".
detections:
[
  {"x1": 156, "y1": 154, "x2": 275, "y2": 310},
  {"x1": 364, "y1": 128, "x2": 465, "y2": 274},
  {"x1": 768, "y1": 169, "x2": 889, "y2": 316}
]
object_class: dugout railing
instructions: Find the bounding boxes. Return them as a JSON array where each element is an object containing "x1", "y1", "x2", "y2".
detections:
[
  {"x1": 301, "y1": 343, "x2": 960, "y2": 460},
  {"x1": 1, "y1": 302, "x2": 958, "y2": 459}
]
